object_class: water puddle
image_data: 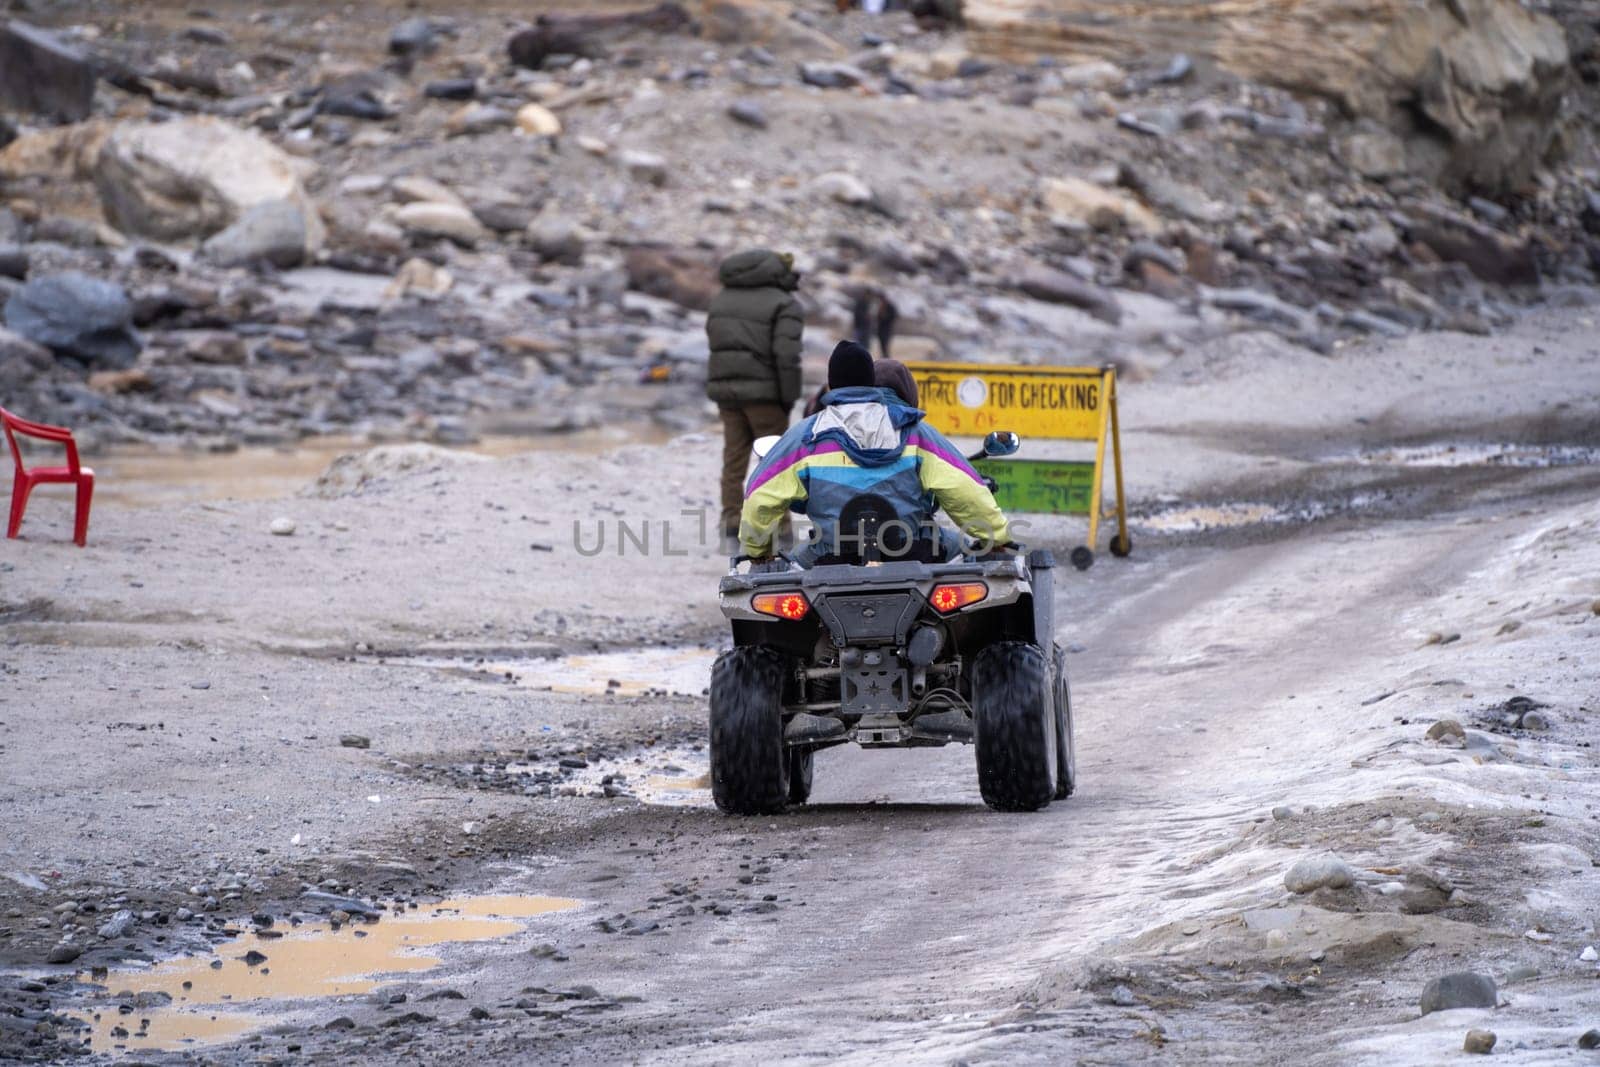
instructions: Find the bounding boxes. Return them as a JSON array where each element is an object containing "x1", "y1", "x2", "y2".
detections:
[
  {"x1": 69, "y1": 893, "x2": 577, "y2": 1056},
  {"x1": 449, "y1": 744, "x2": 715, "y2": 808},
  {"x1": 1351, "y1": 442, "x2": 1600, "y2": 469},
  {"x1": 90, "y1": 431, "x2": 651, "y2": 508},
  {"x1": 411, "y1": 646, "x2": 719, "y2": 699},
  {"x1": 1135, "y1": 503, "x2": 1288, "y2": 533}
]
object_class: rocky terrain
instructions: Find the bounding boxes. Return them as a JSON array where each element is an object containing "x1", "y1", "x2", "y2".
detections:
[{"x1": 1, "y1": 0, "x2": 1596, "y2": 452}]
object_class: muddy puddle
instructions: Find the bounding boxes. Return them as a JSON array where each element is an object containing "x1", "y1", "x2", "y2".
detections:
[
  {"x1": 68, "y1": 893, "x2": 577, "y2": 1056},
  {"x1": 90, "y1": 429, "x2": 662, "y2": 508},
  {"x1": 1133, "y1": 502, "x2": 1305, "y2": 533},
  {"x1": 1351, "y1": 442, "x2": 1600, "y2": 469},
  {"x1": 407, "y1": 646, "x2": 719, "y2": 699}
]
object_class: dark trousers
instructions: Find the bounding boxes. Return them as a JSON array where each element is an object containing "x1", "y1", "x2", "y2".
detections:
[{"x1": 719, "y1": 403, "x2": 790, "y2": 534}]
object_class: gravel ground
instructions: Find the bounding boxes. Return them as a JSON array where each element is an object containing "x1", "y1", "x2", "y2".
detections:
[{"x1": 3, "y1": 303, "x2": 1600, "y2": 1062}]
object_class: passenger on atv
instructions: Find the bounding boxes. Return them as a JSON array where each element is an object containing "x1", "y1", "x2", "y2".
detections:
[{"x1": 740, "y1": 341, "x2": 1014, "y2": 567}]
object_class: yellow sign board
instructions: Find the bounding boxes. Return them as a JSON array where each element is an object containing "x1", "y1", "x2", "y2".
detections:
[
  {"x1": 905, "y1": 362, "x2": 1105, "y2": 439},
  {"x1": 903, "y1": 361, "x2": 1130, "y2": 569}
]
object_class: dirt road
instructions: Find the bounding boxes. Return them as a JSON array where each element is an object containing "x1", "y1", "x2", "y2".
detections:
[{"x1": 3, "y1": 310, "x2": 1600, "y2": 1063}]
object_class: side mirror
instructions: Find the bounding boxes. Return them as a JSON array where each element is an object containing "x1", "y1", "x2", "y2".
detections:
[
  {"x1": 752, "y1": 435, "x2": 782, "y2": 460},
  {"x1": 982, "y1": 430, "x2": 1020, "y2": 458}
]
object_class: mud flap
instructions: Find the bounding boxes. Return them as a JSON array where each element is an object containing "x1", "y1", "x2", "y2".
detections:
[{"x1": 1029, "y1": 549, "x2": 1056, "y2": 645}]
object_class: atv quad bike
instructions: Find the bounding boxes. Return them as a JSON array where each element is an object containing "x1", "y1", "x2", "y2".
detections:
[{"x1": 711, "y1": 431, "x2": 1075, "y2": 814}]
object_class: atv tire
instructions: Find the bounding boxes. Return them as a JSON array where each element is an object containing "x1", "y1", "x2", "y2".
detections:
[
  {"x1": 972, "y1": 641, "x2": 1058, "y2": 812},
  {"x1": 787, "y1": 748, "x2": 814, "y2": 806},
  {"x1": 709, "y1": 646, "x2": 791, "y2": 815},
  {"x1": 1052, "y1": 644, "x2": 1076, "y2": 800}
]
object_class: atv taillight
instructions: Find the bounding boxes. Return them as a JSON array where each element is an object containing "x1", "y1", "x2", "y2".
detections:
[
  {"x1": 752, "y1": 591, "x2": 810, "y2": 620},
  {"x1": 929, "y1": 582, "x2": 987, "y2": 614}
]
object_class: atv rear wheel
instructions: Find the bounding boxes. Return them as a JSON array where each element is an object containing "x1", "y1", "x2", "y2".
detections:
[
  {"x1": 709, "y1": 647, "x2": 791, "y2": 815},
  {"x1": 787, "y1": 748, "x2": 814, "y2": 806},
  {"x1": 1052, "y1": 644, "x2": 1076, "y2": 799},
  {"x1": 972, "y1": 641, "x2": 1058, "y2": 812}
]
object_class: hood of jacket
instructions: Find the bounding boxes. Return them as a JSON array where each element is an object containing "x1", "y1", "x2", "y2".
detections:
[
  {"x1": 718, "y1": 248, "x2": 798, "y2": 291},
  {"x1": 805, "y1": 386, "x2": 924, "y2": 468}
]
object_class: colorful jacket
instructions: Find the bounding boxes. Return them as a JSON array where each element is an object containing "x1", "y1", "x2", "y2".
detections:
[{"x1": 740, "y1": 386, "x2": 1011, "y2": 558}]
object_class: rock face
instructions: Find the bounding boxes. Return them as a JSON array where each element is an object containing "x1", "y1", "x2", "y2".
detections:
[
  {"x1": 0, "y1": 20, "x2": 96, "y2": 123},
  {"x1": 94, "y1": 118, "x2": 325, "y2": 254},
  {"x1": 1420, "y1": 972, "x2": 1498, "y2": 1015},
  {"x1": 3, "y1": 272, "x2": 141, "y2": 368},
  {"x1": 967, "y1": 0, "x2": 1571, "y2": 195}
]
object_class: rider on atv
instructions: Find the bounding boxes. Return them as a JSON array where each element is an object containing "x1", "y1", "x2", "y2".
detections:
[{"x1": 740, "y1": 341, "x2": 1013, "y2": 566}]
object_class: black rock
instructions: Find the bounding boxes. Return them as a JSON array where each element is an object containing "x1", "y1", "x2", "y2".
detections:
[
  {"x1": 320, "y1": 74, "x2": 394, "y2": 120},
  {"x1": 0, "y1": 20, "x2": 95, "y2": 122},
  {"x1": 1579, "y1": 1029, "x2": 1600, "y2": 1050},
  {"x1": 0, "y1": 245, "x2": 28, "y2": 281},
  {"x1": 3, "y1": 272, "x2": 142, "y2": 368},
  {"x1": 727, "y1": 99, "x2": 767, "y2": 129},
  {"x1": 0, "y1": 115, "x2": 16, "y2": 151},
  {"x1": 799, "y1": 62, "x2": 865, "y2": 90},
  {"x1": 182, "y1": 26, "x2": 232, "y2": 46},
  {"x1": 424, "y1": 78, "x2": 477, "y2": 101},
  {"x1": 1419, "y1": 972, "x2": 1497, "y2": 1015},
  {"x1": 389, "y1": 17, "x2": 438, "y2": 58},
  {"x1": 301, "y1": 891, "x2": 382, "y2": 917},
  {"x1": 1581, "y1": 190, "x2": 1600, "y2": 237},
  {"x1": 241, "y1": 949, "x2": 268, "y2": 966}
]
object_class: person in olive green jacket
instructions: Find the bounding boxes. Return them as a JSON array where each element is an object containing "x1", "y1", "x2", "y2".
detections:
[{"x1": 705, "y1": 248, "x2": 804, "y2": 540}]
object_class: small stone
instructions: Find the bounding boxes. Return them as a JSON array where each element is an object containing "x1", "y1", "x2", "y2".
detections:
[
  {"x1": 1580, "y1": 946, "x2": 1598, "y2": 962},
  {"x1": 1426, "y1": 718, "x2": 1466, "y2": 746},
  {"x1": 1284, "y1": 854, "x2": 1355, "y2": 894},
  {"x1": 1108, "y1": 984, "x2": 1137, "y2": 1007},
  {"x1": 340, "y1": 734, "x2": 371, "y2": 750},
  {"x1": 515, "y1": 103, "x2": 561, "y2": 137},
  {"x1": 1464, "y1": 1029, "x2": 1496, "y2": 1054},
  {"x1": 269, "y1": 517, "x2": 296, "y2": 536},
  {"x1": 446, "y1": 103, "x2": 513, "y2": 137},
  {"x1": 394, "y1": 201, "x2": 487, "y2": 247},
  {"x1": 96, "y1": 910, "x2": 135, "y2": 939},
  {"x1": 1271, "y1": 805, "x2": 1295, "y2": 821},
  {"x1": 45, "y1": 943, "x2": 81, "y2": 964},
  {"x1": 1419, "y1": 972, "x2": 1497, "y2": 1015},
  {"x1": 727, "y1": 100, "x2": 767, "y2": 128},
  {"x1": 1519, "y1": 710, "x2": 1552, "y2": 732},
  {"x1": 1579, "y1": 1029, "x2": 1600, "y2": 1050},
  {"x1": 242, "y1": 949, "x2": 268, "y2": 965},
  {"x1": 618, "y1": 150, "x2": 667, "y2": 187},
  {"x1": 812, "y1": 171, "x2": 875, "y2": 207}
]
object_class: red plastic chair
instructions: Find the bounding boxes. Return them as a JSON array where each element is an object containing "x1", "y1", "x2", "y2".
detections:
[{"x1": 2, "y1": 407, "x2": 95, "y2": 547}]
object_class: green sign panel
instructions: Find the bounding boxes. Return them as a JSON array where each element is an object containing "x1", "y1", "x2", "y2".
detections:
[{"x1": 974, "y1": 458, "x2": 1097, "y2": 515}]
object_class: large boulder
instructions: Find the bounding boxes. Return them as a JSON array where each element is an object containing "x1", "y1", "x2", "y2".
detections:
[
  {"x1": 0, "y1": 20, "x2": 95, "y2": 123},
  {"x1": 623, "y1": 245, "x2": 718, "y2": 310},
  {"x1": 3, "y1": 272, "x2": 141, "y2": 369},
  {"x1": 967, "y1": 0, "x2": 1571, "y2": 196},
  {"x1": 93, "y1": 118, "x2": 325, "y2": 254}
]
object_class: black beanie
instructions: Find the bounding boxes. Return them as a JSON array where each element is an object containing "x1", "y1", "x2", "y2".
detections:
[{"x1": 827, "y1": 340, "x2": 875, "y2": 390}]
